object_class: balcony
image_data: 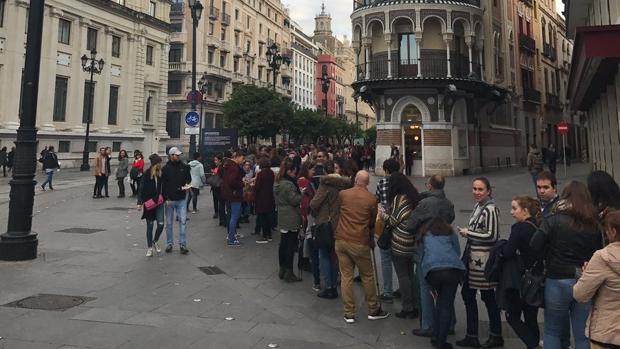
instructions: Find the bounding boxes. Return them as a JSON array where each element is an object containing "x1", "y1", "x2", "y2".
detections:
[
  {"x1": 171, "y1": 2, "x2": 184, "y2": 15},
  {"x1": 519, "y1": 33, "x2": 536, "y2": 54},
  {"x1": 523, "y1": 87, "x2": 541, "y2": 104},
  {"x1": 169, "y1": 62, "x2": 188, "y2": 72},
  {"x1": 543, "y1": 43, "x2": 557, "y2": 61},
  {"x1": 545, "y1": 93, "x2": 562, "y2": 110},
  {"x1": 353, "y1": 0, "x2": 480, "y2": 11},
  {"x1": 208, "y1": 6, "x2": 220, "y2": 20},
  {"x1": 221, "y1": 13, "x2": 231, "y2": 26},
  {"x1": 207, "y1": 64, "x2": 232, "y2": 80},
  {"x1": 355, "y1": 56, "x2": 482, "y2": 81}
]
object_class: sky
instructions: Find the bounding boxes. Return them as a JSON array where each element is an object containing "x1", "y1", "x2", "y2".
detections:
[{"x1": 283, "y1": 1, "x2": 566, "y2": 39}]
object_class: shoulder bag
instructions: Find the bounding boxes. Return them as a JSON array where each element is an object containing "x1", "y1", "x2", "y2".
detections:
[
  {"x1": 144, "y1": 194, "x2": 164, "y2": 211},
  {"x1": 312, "y1": 194, "x2": 334, "y2": 250},
  {"x1": 520, "y1": 220, "x2": 545, "y2": 307}
]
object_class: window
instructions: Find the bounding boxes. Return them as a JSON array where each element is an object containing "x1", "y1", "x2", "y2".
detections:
[
  {"x1": 458, "y1": 129, "x2": 468, "y2": 158},
  {"x1": 208, "y1": 22, "x2": 214, "y2": 35},
  {"x1": 112, "y1": 142, "x2": 122, "y2": 153},
  {"x1": 234, "y1": 32, "x2": 239, "y2": 46},
  {"x1": 112, "y1": 35, "x2": 121, "y2": 58},
  {"x1": 146, "y1": 45, "x2": 153, "y2": 65},
  {"x1": 58, "y1": 19, "x2": 71, "y2": 44},
  {"x1": 53, "y1": 76, "x2": 68, "y2": 122},
  {"x1": 86, "y1": 28, "x2": 97, "y2": 51},
  {"x1": 82, "y1": 81, "x2": 95, "y2": 123},
  {"x1": 108, "y1": 85, "x2": 119, "y2": 125},
  {"x1": 149, "y1": 1, "x2": 156, "y2": 16},
  {"x1": 169, "y1": 44, "x2": 183, "y2": 62},
  {"x1": 215, "y1": 114, "x2": 224, "y2": 128},
  {"x1": 166, "y1": 111, "x2": 181, "y2": 138},
  {"x1": 208, "y1": 48, "x2": 214, "y2": 64},
  {"x1": 0, "y1": 0, "x2": 5, "y2": 28},
  {"x1": 235, "y1": 9, "x2": 239, "y2": 20},
  {"x1": 58, "y1": 141, "x2": 70, "y2": 153},
  {"x1": 221, "y1": 28, "x2": 226, "y2": 41},
  {"x1": 246, "y1": 16, "x2": 250, "y2": 29},
  {"x1": 168, "y1": 79, "x2": 182, "y2": 94},
  {"x1": 87, "y1": 141, "x2": 98, "y2": 153},
  {"x1": 220, "y1": 52, "x2": 226, "y2": 68},
  {"x1": 398, "y1": 33, "x2": 417, "y2": 63},
  {"x1": 145, "y1": 92, "x2": 154, "y2": 122},
  {"x1": 234, "y1": 57, "x2": 239, "y2": 72}
]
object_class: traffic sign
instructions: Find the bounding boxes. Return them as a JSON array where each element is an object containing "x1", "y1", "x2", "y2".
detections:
[
  {"x1": 557, "y1": 121, "x2": 569, "y2": 135},
  {"x1": 185, "y1": 127, "x2": 200, "y2": 135},
  {"x1": 186, "y1": 90, "x2": 203, "y2": 105},
  {"x1": 185, "y1": 111, "x2": 200, "y2": 127}
]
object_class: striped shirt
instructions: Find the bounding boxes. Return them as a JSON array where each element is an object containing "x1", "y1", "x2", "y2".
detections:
[
  {"x1": 465, "y1": 199, "x2": 500, "y2": 290},
  {"x1": 388, "y1": 195, "x2": 415, "y2": 257}
]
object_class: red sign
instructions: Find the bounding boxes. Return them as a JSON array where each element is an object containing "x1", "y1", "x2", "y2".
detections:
[
  {"x1": 557, "y1": 121, "x2": 569, "y2": 135},
  {"x1": 186, "y1": 90, "x2": 203, "y2": 105}
]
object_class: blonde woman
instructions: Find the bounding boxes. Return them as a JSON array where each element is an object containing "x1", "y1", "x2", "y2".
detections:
[{"x1": 139, "y1": 154, "x2": 165, "y2": 257}]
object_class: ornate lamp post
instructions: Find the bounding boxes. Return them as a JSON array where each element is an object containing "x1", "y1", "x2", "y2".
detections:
[
  {"x1": 321, "y1": 69, "x2": 331, "y2": 117},
  {"x1": 79, "y1": 50, "x2": 104, "y2": 171},
  {"x1": 197, "y1": 73, "x2": 208, "y2": 150},
  {"x1": 265, "y1": 42, "x2": 291, "y2": 92},
  {"x1": 353, "y1": 92, "x2": 360, "y2": 129},
  {"x1": 188, "y1": 0, "x2": 204, "y2": 154}
]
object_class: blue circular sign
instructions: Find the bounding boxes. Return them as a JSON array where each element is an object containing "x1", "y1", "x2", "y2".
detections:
[{"x1": 185, "y1": 111, "x2": 200, "y2": 127}]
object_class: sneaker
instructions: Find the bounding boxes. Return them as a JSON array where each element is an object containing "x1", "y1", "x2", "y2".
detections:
[
  {"x1": 235, "y1": 233, "x2": 245, "y2": 239},
  {"x1": 256, "y1": 238, "x2": 269, "y2": 244},
  {"x1": 312, "y1": 284, "x2": 321, "y2": 292},
  {"x1": 268, "y1": 237, "x2": 273, "y2": 242},
  {"x1": 180, "y1": 245, "x2": 189, "y2": 255},
  {"x1": 379, "y1": 294, "x2": 394, "y2": 304},
  {"x1": 165, "y1": 244, "x2": 173, "y2": 253},
  {"x1": 40, "y1": 185, "x2": 46, "y2": 191},
  {"x1": 343, "y1": 315, "x2": 356, "y2": 324},
  {"x1": 367, "y1": 308, "x2": 390, "y2": 321},
  {"x1": 191, "y1": 210, "x2": 198, "y2": 214},
  {"x1": 227, "y1": 240, "x2": 241, "y2": 247},
  {"x1": 146, "y1": 248, "x2": 153, "y2": 257},
  {"x1": 153, "y1": 241, "x2": 161, "y2": 253}
]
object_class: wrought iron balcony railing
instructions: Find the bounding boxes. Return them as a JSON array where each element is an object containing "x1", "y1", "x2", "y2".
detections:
[
  {"x1": 543, "y1": 43, "x2": 557, "y2": 61},
  {"x1": 355, "y1": 56, "x2": 482, "y2": 81},
  {"x1": 523, "y1": 87, "x2": 541, "y2": 103},
  {"x1": 519, "y1": 33, "x2": 536, "y2": 54},
  {"x1": 209, "y1": 6, "x2": 220, "y2": 20},
  {"x1": 353, "y1": 0, "x2": 480, "y2": 11},
  {"x1": 171, "y1": 2, "x2": 184, "y2": 15},
  {"x1": 545, "y1": 93, "x2": 562, "y2": 110}
]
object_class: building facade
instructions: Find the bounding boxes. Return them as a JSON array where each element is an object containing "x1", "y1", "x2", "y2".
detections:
[
  {"x1": 315, "y1": 55, "x2": 338, "y2": 116},
  {"x1": 564, "y1": 0, "x2": 620, "y2": 178},
  {"x1": 166, "y1": 0, "x2": 292, "y2": 149},
  {"x1": 291, "y1": 21, "x2": 317, "y2": 110},
  {"x1": 352, "y1": 0, "x2": 521, "y2": 176},
  {"x1": 0, "y1": 0, "x2": 171, "y2": 166}
]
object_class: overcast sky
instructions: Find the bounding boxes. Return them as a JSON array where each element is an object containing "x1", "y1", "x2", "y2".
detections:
[{"x1": 283, "y1": 1, "x2": 565, "y2": 39}]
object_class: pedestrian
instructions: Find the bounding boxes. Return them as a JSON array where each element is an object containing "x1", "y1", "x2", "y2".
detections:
[
  {"x1": 547, "y1": 144, "x2": 557, "y2": 174},
  {"x1": 161, "y1": 147, "x2": 192, "y2": 254},
  {"x1": 335, "y1": 170, "x2": 389, "y2": 323},
  {"x1": 587, "y1": 170, "x2": 620, "y2": 224},
  {"x1": 240, "y1": 160, "x2": 255, "y2": 223},
  {"x1": 405, "y1": 149, "x2": 413, "y2": 176},
  {"x1": 409, "y1": 174, "x2": 456, "y2": 338},
  {"x1": 574, "y1": 210, "x2": 620, "y2": 349},
  {"x1": 531, "y1": 181, "x2": 603, "y2": 349},
  {"x1": 39, "y1": 146, "x2": 49, "y2": 173},
  {"x1": 527, "y1": 144, "x2": 544, "y2": 192},
  {"x1": 130, "y1": 150, "x2": 144, "y2": 197},
  {"x1": 116, "y1": 150, "x2": 129, "y2": 198},
  {"x1": 536, "y1": 171, "x2": 560, "y2": 218},
  {"x1": 103, "y1": 147, "x2": 112, "y2": 197},
  {"x1": 374, "y1": 159, "x2": 400, "y2": 304},
  {"x1": 0, "y1": 147, "x2": 8, "y2": 177},
  {"x1": 211, "y1": 154, "x2": 227, "y2": 224},
  {"x1": 456, "y1": 177, "x2": 503, "y2": 348},
  {"x1": 7, "y1": 147, "x2": 14, "y2": 173},
  {"x1": 274, "y1": 157, "x2": 303, "y2": 282},
  {"x1": 390, "y1": 144, "x2": 400, "y2": 159},
  {"x1": 138, "y1": 153, "x2": 165, "y2": 257},
  {"x1": 380, "y1": 172, "x2": 420, "y2": 319},
  {"x1": 187, "y1": 152, "x2": 206, "y2": 214},
  {"x1": 419, "y1": 217, "x2": 465, "y2": 349},
  {"x1": 297, "y1": 160, "x2": 319, "y2": 288},
  {"x1": 40, "y1": 146, "x2": 59, "y2": 191},
  {"x1": 500, "y1": 195, "x2": 542, "y2": 349},
  {"x1": 310, "y1": 160, "x2": 353, "y2": 299},
  {"x1": 254, "y1": 157, "x2": 275, "y2": 243},
  {"x1": 93, "y1": 148, "x2": 106, "y2": 199},
  {"x1": 222, "y1": 151, "x2": 245, "y2": 246}
]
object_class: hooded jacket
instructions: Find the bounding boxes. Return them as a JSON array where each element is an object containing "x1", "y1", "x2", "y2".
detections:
[
  {"x1": 574, "y1": 242, "x2": 620, "y2": 346},
  {"x1": 309, "y1": 174, "x2": 353, "y2": 227},
  {"x1": 188, "y1": 160, "x2": 206, "y2": 189},
  {"x1": 273, "y1": 176, "x2": 302, "y2": 232},
  {"x1": 221, "y1": 158, "x2": 243, "y2": 202}
]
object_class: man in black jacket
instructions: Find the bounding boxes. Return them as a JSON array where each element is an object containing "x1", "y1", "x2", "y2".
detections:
[{"x1": 162, "y1": 147, "x2": 192, "y2": 254}]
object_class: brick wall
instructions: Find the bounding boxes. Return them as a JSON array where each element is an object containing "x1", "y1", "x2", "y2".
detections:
[{"x1": 424, "y1": 129, "x2": 451, "y2": 146}]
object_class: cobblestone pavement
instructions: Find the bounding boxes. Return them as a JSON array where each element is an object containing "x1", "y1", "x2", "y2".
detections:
[{"x1": 0, "y1": 164, "x2": 591, "y2": 349}]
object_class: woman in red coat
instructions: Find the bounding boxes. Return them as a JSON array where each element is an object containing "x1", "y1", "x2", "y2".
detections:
[{"x1": 254, "y1": 157, "x2": 275, "y2": 243}]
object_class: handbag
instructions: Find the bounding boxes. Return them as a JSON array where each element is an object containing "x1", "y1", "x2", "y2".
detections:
[
  {"x1": 521, "y1": 261, "x2": 545, "y2": 308},
  {"x1": 144, "y1": 194, "x2": 164, "y2": 211},
  {"x1": 312, "y1": 193, "x2": 334, "y2": 250},
  {"x1": 243, "y1": 183, "x2": 255, "y2": 202},
  {"x1": 206, "y1": 174, "x2": 223, "y2": 188}
]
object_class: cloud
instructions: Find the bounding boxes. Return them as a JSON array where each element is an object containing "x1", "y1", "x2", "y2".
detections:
[{"x1": 283, "y1": 0, "x2": 353, "y2": 38}]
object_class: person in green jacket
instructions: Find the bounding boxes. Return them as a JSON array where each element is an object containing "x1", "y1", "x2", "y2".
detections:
[{"x1": 274, "y1": 157, "x2": 303, "y2": 282}]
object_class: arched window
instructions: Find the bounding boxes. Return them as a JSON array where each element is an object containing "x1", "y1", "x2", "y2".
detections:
[{"x1": 541, "y1": 18, "x2": 546, "y2": 44}]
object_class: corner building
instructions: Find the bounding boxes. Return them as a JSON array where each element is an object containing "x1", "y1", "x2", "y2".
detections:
[{"x1": 351, "y1": 0, "x2": 520, "y2": 176}]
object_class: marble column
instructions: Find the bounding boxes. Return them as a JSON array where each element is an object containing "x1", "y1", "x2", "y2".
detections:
[
  {"x1": 466, "y1": 35, "x2": 474, "y2": 76},
  {"x1": 385, "y1": 34, "x2": 392, "y2": 78},
  {"x1": 444, "y1": 36, "x2": 452, "y2": 78}
]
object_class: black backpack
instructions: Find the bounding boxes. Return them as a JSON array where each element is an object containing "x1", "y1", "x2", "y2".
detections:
[{"x1": 484, "y1": 239, "x2": 507, "y2": 282}]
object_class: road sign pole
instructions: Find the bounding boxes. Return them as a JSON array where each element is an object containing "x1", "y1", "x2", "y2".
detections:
[{"x1": 562, "y1": 133, "x2": 567, "y2": 178}]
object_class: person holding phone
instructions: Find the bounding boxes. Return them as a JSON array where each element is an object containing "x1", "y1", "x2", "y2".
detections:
[{"x1": 161, "y1": 147, "x2": 192, "y2": 254}]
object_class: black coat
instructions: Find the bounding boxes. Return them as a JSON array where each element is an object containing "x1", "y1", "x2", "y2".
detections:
[
  {"x1": 139, "y1": 168, "x2": 163, "y2": 220},
  {"x1": 161, "y1": 160, "x2": 191, "y2": 201},
  {"x1": 42, "y1": 152, "x2": 59, "y2": 171}
]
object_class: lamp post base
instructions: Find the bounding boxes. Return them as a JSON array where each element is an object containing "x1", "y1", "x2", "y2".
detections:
[
  {"x1": 0, "y1": 232, "x2": 38, "y2": 261},
  {"x1": 80, "y1": 163, "x2": 90, "y2": 171}
]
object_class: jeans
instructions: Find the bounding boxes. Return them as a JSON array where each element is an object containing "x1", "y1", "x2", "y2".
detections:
[
  {"x1": 427, "y1": 268, "x2": 462, "y2": 348},
  {"x1": 165, "y1": 198, "x2": 188, "y2": 247},
  {"x1": 255, "y1": 212, "x2": 272, "y2": 239},
  {"x1": 461, "y1": 281, "x2": 502, "y2": 338},
  {"x1": 392, "y1": 254, "x2": 419, "y2": 312},
  {"x1": 41, "y1": 169, "x2": 54, "y2": 189},
  {"x1": 379, "y1": 248, "x2": 394, "y2": 296},
  {"x1": 420, "y1": 271, "x2": 434, "y2": 331},
  {"x1": 544, "y1": 278, "x2": 591, "y2": 349},
  {"x1": 308, "y1": 239, "x2": 320, "y2": 285},
  {"x1": 319, "y1": 247, "x2": 338, "y2": 289},
  {"x1": 505, "y1": 290, "x2": 540, "y2": 349},
  {"x1": 278, "y1": 231, "x2": 298, "y2": 271},
  {"x1": 186, "y1": 188, "x2": 199, "y2": 211},
  {"x1": 117, "y1": 178, "x2": 125, "y2": 197},
  {"x1": 146, "y1": 205, "x2": 165, "y2": 248},
  {"x1": 228, "y1": 201, "x2": 242, "y2": 243},
  {"x1": 94, "y1": 176, "x2": 103, "y2": 196}
]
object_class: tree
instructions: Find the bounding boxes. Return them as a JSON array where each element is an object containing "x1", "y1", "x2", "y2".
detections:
[{"x1": 364, "y1": 126, "x2": 377, "y2": 144}]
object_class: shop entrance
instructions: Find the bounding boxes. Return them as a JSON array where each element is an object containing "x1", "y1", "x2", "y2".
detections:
[{"x1": 401, "y1": 105, "x2": 424, "y2": 177}]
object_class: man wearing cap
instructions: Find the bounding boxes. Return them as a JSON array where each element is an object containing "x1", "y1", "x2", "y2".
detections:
[{"x1": 162, "y1": 147, "x2": 192, "y2": 254}]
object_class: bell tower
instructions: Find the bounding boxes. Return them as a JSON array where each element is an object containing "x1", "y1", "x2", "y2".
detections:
[{"x1": 314, "y1": 2, "x2": 332, "y2": 37}]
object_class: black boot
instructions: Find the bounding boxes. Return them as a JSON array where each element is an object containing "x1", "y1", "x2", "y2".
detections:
[
  {"x1": 278, "y1": 267, "x2": 285, "y2": 280},
  {"x1": 317, "y1": 288, "x2": 338, "y2": 299},
  {"x1": 480, "y1": 335, "x2": 503, "y2": 349},
  {"x1": 456, "y1": 336, "x2": 481, "y2": 348},
  {"x1": 284, "y1": 269, "x2": 302, "y2": 283}
]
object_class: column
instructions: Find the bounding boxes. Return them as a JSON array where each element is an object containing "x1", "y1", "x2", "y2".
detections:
[
  {"x1": 477, "y1": 39, "x2": 485, "y2": 82},
  {"x1": 362, "y1": 37, "x2": 371, "y2": 80},
  {"x1": 445, "y1": 36, "x2": 452, "y2": 78},
  {"x1": 466, "y1": 35, "x2": 474, "y2": 76},
  {"x1": 385, "y1": 33, "x2": 392, "y2": 78},
  {"x1": 38, "y1": 6, "x2": 62, "y2": 132},
  {"x1": 416, "y1": 37, "x2": 422, "y2": 78}
]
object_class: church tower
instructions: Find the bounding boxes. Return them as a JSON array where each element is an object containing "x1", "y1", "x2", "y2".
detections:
[{"x1": 314, "y1": 2, "x2": 332, "y2": 37}]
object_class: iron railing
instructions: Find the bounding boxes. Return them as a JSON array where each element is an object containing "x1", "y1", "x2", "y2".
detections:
[
  {"x1": 171, "y1": 2, "x2": 184, "y2": 15},
  {"x1": 353, "y1": 0, "x2": 480, "y2": 10},
  {"x1": 208, "y1": 6, "x2": 220, "y2": 20},
  {"x1": 221, "y1": 13, "x2": 231, "y2": 26},
  {"x1": 355, "y1": 56, "x2": 482, "y2": 81},
  {"x1": 543, "y1": 43, "x2": 557, "y2": 61},
  {"x1": 519, "y1": 33, "x2": 536, "y2": 53},
  {"x1": 545, "y1": 93, "x2": 562, "y2": 110},
  {"x1": 523, "y1": 87, "x2": 541, "y2": 103}
]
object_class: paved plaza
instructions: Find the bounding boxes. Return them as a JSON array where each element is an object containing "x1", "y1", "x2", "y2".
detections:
[{"x1": 0, "y1": 164, "x2": 591, "y2": 349}]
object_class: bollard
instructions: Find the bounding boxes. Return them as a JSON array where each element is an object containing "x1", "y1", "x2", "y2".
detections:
[{"x1": 497, "y1": 157, "x2": 501, "y2": 168}]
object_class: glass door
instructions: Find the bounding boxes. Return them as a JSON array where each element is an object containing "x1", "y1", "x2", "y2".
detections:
[{"x1": 398, "y1": 33, "x2": 417, "y2": 77}]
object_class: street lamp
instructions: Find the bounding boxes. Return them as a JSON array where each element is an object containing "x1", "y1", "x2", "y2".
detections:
[
  {"x1": 353, "y1": 92, "x2": 360, "y2": 130},
  {"x1": 79, "y1": 50, "x2": 104, "y2": 171},
  {"x1": 265, "y1": 42, "x2": 291, "y2": 92},
  {"x1": 197, "y1": 74, "x2": 208, "y2": 151},
  {"x1": 320, "y1": 68, "x2": 330, "y2": 117},
  {"x1": 188, "y1": 0, "x2": 203, "y2": 154}
]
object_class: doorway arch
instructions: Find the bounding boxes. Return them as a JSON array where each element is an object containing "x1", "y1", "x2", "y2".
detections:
[{"x1": 400, "y1": 104, "x2": 425, "y2": 177}]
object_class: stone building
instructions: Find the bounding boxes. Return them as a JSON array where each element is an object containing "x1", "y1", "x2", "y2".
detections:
[
  {"x1": 166, "y1": 0, "x2": 292, "y2": 148},
  {"x1": 291, "y1": 20, "x2": 318, "y2": 111},
  {"x1": 564, "y1": 0, "x2": 620, "y2": 178},
  {"x1": 352, "y1": 0, "x2": 522, "y2": 176},
  {"x1": 0, "y1": 0, "x2": 171, "y2": 166}
]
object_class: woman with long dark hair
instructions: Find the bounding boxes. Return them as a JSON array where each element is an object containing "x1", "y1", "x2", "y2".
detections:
[
  {"x1": 457, "y1": 177, "x2": 503, "y2": 348},
  {"x1": 116, "y1": 150, "x2": 129, "y2": 198},
  {"x1": 139, "y1": 154, "x2": 165, "y2": 257},
  {"x1": 254, "y1": 157, "x2": 275, "y2": 243},
  {"x1": 274, "y1": 157, "x2": 303, "y2": 282},
  {"x1": 531, "y1": 181, "x2": 603, "y2": 349},
  {"x1": 380, "y1": 172, "x2": 419, "y2": 318},
  {"x1": 587, "y1": 170, "x2": 620, "y2": 223}
]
